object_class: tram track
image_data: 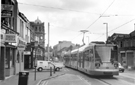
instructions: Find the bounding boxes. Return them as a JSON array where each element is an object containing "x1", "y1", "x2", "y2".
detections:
[{"x1": 95, "y1": 76, "x2": 135, "y2": 85}]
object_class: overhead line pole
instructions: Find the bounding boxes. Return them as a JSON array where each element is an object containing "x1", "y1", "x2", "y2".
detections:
[
  {"x1": 103, "y1": 23, "x2": 108, "y2": 43},
  {"x1": 80, "y1": 30, "x2": 89, "y2": 45},
  {"x1": 48, "y1": 22, "x2": 50, "y2": 61}
]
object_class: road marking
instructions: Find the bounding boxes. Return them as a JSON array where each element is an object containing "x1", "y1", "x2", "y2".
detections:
[
  {"x1": 94, "y1": 79, "x2": 111, "y2": 85},
  {"x1": 44, "y1": 81, "x2": 48, "y2": 85},
  {"x1": 77, "y1": 75, "x2": 83, "y2": 80},
  {"x1": 77, "y1": 75, "x2": 91, "y2": 85},
  {"x1": 120, "y1": 74, "x2": 135, "y2": 80},
  {"x1": 118, "y1": 79, "x2": 135, "y2": 85},
  {"x1": 36, "y1": 80, "x2": 42, "y2": 85}
]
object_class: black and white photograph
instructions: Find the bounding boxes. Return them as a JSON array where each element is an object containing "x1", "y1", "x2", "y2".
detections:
[{"x1": 0, "y1": 0, "x2": 135, "y2": 85}]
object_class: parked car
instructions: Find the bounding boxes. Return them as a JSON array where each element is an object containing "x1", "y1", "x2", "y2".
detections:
[{"x1": 119, "y1": 63, "x2": 125, "y2": 72}]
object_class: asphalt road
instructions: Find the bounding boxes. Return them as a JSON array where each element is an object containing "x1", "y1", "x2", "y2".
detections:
[{"x1": 42, "y1": 67, "x2": 135, "y2": 85}]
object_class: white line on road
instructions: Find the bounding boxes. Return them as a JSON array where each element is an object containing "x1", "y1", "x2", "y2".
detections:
[
  {"x1": 77, "y1": 75, "x2": 83, "y2": 80},
  {"x1": 94, "y1": 79, "x2": 110, "y2": 85},
  {"x1": 44, "y1": 81, "x2": 48, "y2": 85},
  {"x1": 77, "y1": 75, "x2": 91, "y2": 85},
  {"x1": 36, "y1": 80, "x2": 42, "y2": 85},
  {"x1": 119, "y1": 74, "x2": 135, "y2": 80}
]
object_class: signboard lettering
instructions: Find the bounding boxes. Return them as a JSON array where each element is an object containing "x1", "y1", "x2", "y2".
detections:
[
  {"x1": 5, "y1": 34, "x2": 17, "y2": 43},
  {"x1": 2, "y1": 4, "x2": 13, "y2": 11},
  {"x1": 1, "y1": 4, "x2": 13, "y2": 17},
  {"x1": 2, "y1": 10, "x2": 12, "y2": 17}
]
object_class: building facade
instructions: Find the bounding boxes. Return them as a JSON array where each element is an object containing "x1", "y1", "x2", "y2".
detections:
[
  {"x1": 107, "y1": 32, "x2": 135, "y2": 69},
  {"x1": 30, "y1": 18, "x2": 45, "y2": 60},
  {"x1": 119, "y1": 31, "x2": 135, "y2": 69},
  {"x1": 0, "y1": 0, "x2": 26, "y2": 80}
]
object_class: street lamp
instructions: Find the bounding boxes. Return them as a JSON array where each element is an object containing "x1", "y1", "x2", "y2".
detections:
[
  {"x1": 103, "y1": 23, "x2": 108, "y2": 43},
  {"x1": 80, "y1": 30, "x2": 89, "y2": 45}
]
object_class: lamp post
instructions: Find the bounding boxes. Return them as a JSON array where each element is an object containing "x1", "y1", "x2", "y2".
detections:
[
  {"x1": 80, "y1": 30, "x2": 89, "y2": 45},
  {"x1": 34, "y1": 38, "x2": 39, "y2": 81},
  {"x1": 86, "y1": 36, "x2": 90, "y2": 44},
  {"x1": 103, "y1": 23, "x2": 108, "y2": 43},
  {"x1": 48, "y1": 22, "x2": 50, "y2": 61}
]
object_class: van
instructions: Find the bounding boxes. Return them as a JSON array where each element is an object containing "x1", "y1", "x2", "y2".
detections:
[{"x1": 36, "y1": 60, "x2": 54, "y2": 72}]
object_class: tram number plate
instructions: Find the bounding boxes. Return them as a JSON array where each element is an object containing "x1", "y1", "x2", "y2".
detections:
[{"x1": 104, "y1": 72, "x2": 112, "y2": 75}]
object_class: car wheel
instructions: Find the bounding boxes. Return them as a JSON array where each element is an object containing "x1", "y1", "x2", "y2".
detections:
[
  {"x1": 38, "y1": 67, "x2": 43, "y2": 72},
  {"x1": 56, "y1": 67, "x2": 60, "y2": 71},
  {"x1": 122, "y1": 70, "x2": 124, "y2": 72}
]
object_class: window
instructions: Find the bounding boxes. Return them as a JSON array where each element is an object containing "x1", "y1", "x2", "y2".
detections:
[
  {"x1": 35, "y1": 27, "x2": 37, "y2": 31},
  {"x1": 39, "y1": 27, "x2": 41, "y2": 31}
]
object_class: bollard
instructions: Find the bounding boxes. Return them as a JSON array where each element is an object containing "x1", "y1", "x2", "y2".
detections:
[
  {"x1": 53, "y1": 66, "x2": 55, "y2": 74},
  {"x1": 34, "y1": 66, "x2": 37, "y2": 81},
  {"x1": 50, "y1": 67, "x2": 52, "y2": 76},
  {"x1": 18, "y1": 71, "x2": 29, "y2": 85}
]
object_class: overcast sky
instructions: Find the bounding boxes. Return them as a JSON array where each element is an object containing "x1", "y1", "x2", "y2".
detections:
[{"x1": 18, "y1": 0, "x2": 135, "y2": 47}]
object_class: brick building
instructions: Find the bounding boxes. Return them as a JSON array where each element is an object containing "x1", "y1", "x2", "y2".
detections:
[{"x1": 107, "y1": 32, "x2": 135, "y2": 69}]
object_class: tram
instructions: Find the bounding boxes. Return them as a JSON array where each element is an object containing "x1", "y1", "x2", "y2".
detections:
[{"x1": 64, "y1": 43, "x2": 119, "y2": 76}]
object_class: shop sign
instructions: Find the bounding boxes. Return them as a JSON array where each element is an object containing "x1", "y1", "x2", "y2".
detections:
[
  {"x1": 5, "y1": 34, "x2": 17, "y2": 43},
  {"x1": 17, "y1": 37, "x2": 26, "y2": 50},
  {"x1": 1, "y1": 4, "x2": 13, "y2": 17},
  {"x1": 2, "y1": 10, "x2": 13, "y2": 17}
]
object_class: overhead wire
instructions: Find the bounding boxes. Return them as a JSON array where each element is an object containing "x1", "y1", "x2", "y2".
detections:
[
  {"x1": 96, "y1": 18, "x2": 135, "y2": 40},
  {"x1": 18, "y1": 1, "x2": 116, "y2": 43},
  {"x1": 85, "y1": 0, "x2": 115, "y2": 30},
  {"x1": 108, "y1": 18, "x2": 135, "y2": 33},
  {"x1": 18, "y1": 2, "x2": 100, "y2": 15}
]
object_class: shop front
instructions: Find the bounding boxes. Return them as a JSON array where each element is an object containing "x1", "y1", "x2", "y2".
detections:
[{"x1": 0, "y1": 34, "x2": 17, "y2": 80}]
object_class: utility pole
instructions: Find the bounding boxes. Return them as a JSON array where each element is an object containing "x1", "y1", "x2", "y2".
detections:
[
  {"x1": 48, "y1": 22, "x2": 50, "y2": 61},
  {"x1": 80, "y1": 30, "x2": 89, "y2": 45},
  {"x1": 134, "y1": 23, "x2": 135, "y2": 31},
  {"x1": 86, "y1": 36, "x2": 90, "y2": 44},
  {"x1": 103, "y1": 23, "x2": 108, "y2": 43}
]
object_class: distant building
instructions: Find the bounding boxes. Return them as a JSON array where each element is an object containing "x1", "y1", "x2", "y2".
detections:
[{"x1": 53, "y1": 41, "x2": 75, "y2": 60}]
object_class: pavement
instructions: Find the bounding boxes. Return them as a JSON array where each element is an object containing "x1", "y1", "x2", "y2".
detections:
[
  {"x1": 43, "y1": 74, "x2": 91, "y2": 85},
  {"x1": 0, "y1": 69, "x2": 65, "y2": 85},
  {"x1": 0, "y1": 68, "x2": 134, "y2": 85}
]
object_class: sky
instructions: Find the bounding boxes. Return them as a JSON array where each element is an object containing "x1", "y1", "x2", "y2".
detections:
[{"x1": 17, "y1": 0, "x2": 135, "y2": 47}]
